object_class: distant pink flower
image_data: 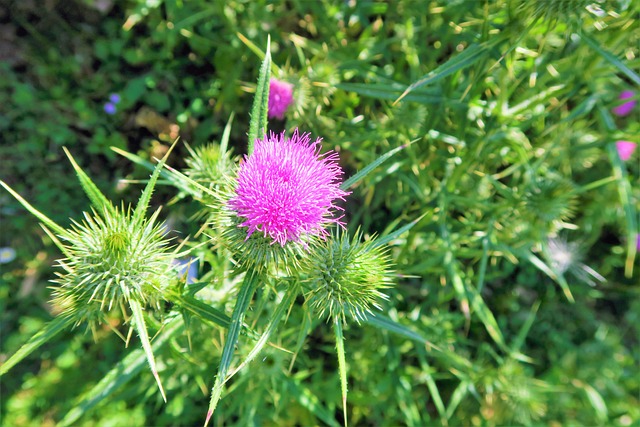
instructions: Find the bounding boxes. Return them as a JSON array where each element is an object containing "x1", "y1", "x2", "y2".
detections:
[
  {"x1": 636, "y1": 234, "x2": 640, "y2": 252},
  {"x1": 612, "y1": 90, "x2": 636, "y2": 117},
  {"x1": 615, "y1": 141, "x2": 637, "y2": 161},
  {"x1": 229, "y1": 129, "x2": 349, "y2": 246},
  {"x1": 268, "y1": 79, "x2": 294, "y2": 119}
]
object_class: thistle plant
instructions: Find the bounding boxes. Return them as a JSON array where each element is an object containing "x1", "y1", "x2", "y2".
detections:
[{"x1": 0, "y1": 144, "x2": 186, "y2": 402}]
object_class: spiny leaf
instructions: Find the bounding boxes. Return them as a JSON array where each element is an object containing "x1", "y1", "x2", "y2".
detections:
[
  {"x1": 63, "y1": 147, "x2": 115, "y2": 216},
  {"x1": 227, "y1": 284, "x2": 298, "y2": 379},
  {"x1": 0, "y1": 180, "x2": 68, "y2": 238},
  {"x1": 247, "y1": 35, "x2": 271, "y2": 156},
  {"x1": 129, "y1": 298, "x2": 167, "y2": 402},
  {"x1": 132, "y1": 137, "x2": 180, "y2": 226}
]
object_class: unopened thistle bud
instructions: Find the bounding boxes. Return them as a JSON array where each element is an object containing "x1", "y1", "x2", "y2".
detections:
[
  {"x1": 301, "y1": 231, "x2": 394, "y2": 324},
  {"x1": 51, "y1": 205, "x2": 175, "y2": 329}
]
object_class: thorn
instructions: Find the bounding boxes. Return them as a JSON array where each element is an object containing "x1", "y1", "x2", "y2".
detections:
[
  {"x1": 153, "y1": 369, "x2": 167, "y2": 403},
  {"x1": 204, "y1": 409, "x2": 213, "y2": 427},
  {"x1": 342, "y1": 394, "x2": 348, "y2": 427}
]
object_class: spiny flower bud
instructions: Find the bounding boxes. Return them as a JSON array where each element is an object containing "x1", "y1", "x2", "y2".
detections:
[
  {"x1": 301, "y1": 231, "x2": 394, "y2": 324},
  {"x1": 51, "y1": 205, "x2": 175, "y2": 329}
]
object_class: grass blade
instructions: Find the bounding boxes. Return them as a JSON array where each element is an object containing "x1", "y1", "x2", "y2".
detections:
[
  {"x1": 394, "y1": 42, "x2": 492, "y2": 105},
  {"x1": 204, "y1": 269, "x2": 260, "y2": 426},
  {"x1": 340, "y1": 142, "x2": 412, "y2": 191},
  {"x1": 0, "y1": 315, "x2": 75, "y2": 376},
  {"x1": 60, "y1": 317, "x2": 183, "y2": 426},
  {"x1": 579, "y1": 30, "x2": 640, "y2": 86}
]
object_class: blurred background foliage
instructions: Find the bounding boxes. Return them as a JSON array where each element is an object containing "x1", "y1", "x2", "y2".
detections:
[{"x1": 1, "y1": 0, "x2": 638, "y2": 425}]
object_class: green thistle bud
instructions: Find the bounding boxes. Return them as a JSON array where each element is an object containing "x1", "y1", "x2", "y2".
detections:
[
  {"x1": 184, "y1": 142, "x2": 237, "y2": 194},
  {"x1": 301, "y1": 230, "x2": 394, "y2": 324},
  {"x1": 520, "y1": 175, "x2": 577, "y2": 232},
  {"x1": 51, "y1": 205, "x2": 175, "y2": 328}
]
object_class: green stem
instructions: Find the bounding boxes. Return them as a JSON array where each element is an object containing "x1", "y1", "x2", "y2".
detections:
[
  {"x1": 204, "y1": 269, "x2": 260, "y2": 427},
  {"x1": 334, "y1": 315, "x2": 348, "y2": 427}
]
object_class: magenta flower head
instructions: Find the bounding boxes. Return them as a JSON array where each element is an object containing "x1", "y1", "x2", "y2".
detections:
[
  {"x1": 612, "y1": 90, "x2": 636, "y2": 117},
  {"x1": 615, "y1": 141, "x2": 637, "y2": 161},
  {"x1": 229, "y1": 128, "x2": 349, "y2": 247},
  {"x1": 268, "y1": 78, "x2": 294, "y2": 119}
]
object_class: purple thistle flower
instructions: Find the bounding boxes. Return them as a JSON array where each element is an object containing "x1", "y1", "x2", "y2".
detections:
[
  {"x1": 268, "y1": 78, "x2": 294, "y2": 119},
  {"x1": 615, "y1": 140, "x2": 637, "y2": 161},
  {"x1": 229, "y1": 129, "x2": 350, "y2": 247},
  {"x1": 612, "y1": 90, "x2": 636, "y2": 117},
  {"x1": 104, "y1": 102, "x2": 117, "y2": 115}
]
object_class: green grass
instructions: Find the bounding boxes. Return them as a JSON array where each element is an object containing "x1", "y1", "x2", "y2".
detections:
[{"x1": 1, "y1": 0, "x2": 638, "y2": 426}]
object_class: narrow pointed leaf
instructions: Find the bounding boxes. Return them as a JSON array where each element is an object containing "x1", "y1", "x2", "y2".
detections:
[
  {"x1": 247, "y1": 36, "x2": 271, "y2": 155},
  {"x1": 0, "y1": 315, "x2": 75, "y2": 376},
  {"x1": 62, "y1": 147, "x2": 115, "y2": 216},
  {"x1": 132, "y1": 137, "x2": 180, "y2": 226},
  {"x1": 374, "y1": 212, "x2": 428, "y2": 248},
  {"x1": 334, "y1": 316, "x2": 348, "y2": 427},
  {"x1": 129, "y1": 298, "x2": 167, "y2": 402},
  {"x1": 60, "y1": 317, "x2": 183, "y2": 426},
  {"x1": 340, "y1": 141, "x2": 413, "y2": 191},
  {"x1": 579, "y1": 30, "x2": 640, "y2": 85},
  {"x1": 219, "y1": 112, "x2": 234, "y2": 154},
  {"x1": 286, "y1": 378, "x2": 341, "y2": 427},
  {"x1": 204, "y1": 270, "x2": 260, "y2": 426},
  {"x1": 228, "y1": 284, "x2": 298, "y2": 379},
  {"x1": 0, "y1": 181, "x2": 67, "y2": 237},
  {"x1": 394, "y1": 42, "x2": 493, "y2": 105}
]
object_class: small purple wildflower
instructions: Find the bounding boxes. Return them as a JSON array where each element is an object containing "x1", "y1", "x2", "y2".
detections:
[
  {"x1": 109, "y1": 93, "x2": 121, "y2": 104},
  {"x1": 268, "y1": 79, "x2": 294, "y2": 119},
  {"x1": 229, "y1": 128, "x2": 350, "y2": 246},
  {"x1": 636, "y1": 234, "x2": 640, "y2": 252},
  {"x1": 612, "y1": 90, "x2": 636, "y2": 117},
  {"x1": 104, "y1": 102, "x2": 117, "y2": 115},
  {"x1": 615, "y1": 141, "x2": 637, "y2": 161}
]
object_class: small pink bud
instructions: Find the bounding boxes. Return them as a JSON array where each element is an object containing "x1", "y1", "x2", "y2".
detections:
[
  {"x1": 268, "y1": 79, "x2": 294, "y2": 119},
  {"x1": 612, "y1": 90, "x2": 636, "y2": 117},
  {"x1": 615, "y1": 141, "x2": 637, "y2": 161}
]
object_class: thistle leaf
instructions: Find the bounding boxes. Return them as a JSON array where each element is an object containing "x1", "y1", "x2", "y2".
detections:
[
  {"x1": 204, "y1": 270, "x2": 260, "y2": 426},
  {"x1": 132, "y1": 137, "x2": 180, "y2": 227},
  {"x1": 228, "y1": 283, "x2": 299, "y2": 379},
  {"x1": 0, "y1": 180, "x2": 68, "y2": 237},
  {"x1": 247, "y1": 35, "x2": 271, "y2": 155},
  {"x1": 129, "y1": 298, "x2": 167, "y2": 402},
  {"x1": 0, "y1": 315, "x2": 75, "y2": 376},
  {"x1": 63, "y1": 147, "x2": 115, "y2": 216}
]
